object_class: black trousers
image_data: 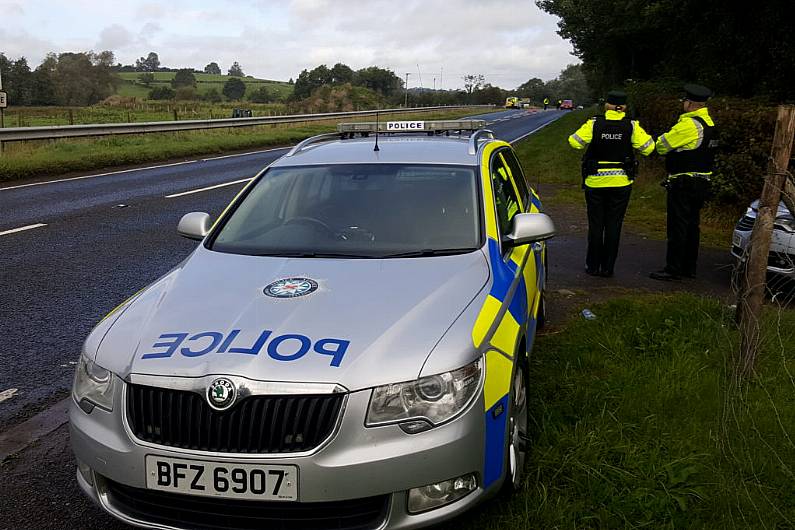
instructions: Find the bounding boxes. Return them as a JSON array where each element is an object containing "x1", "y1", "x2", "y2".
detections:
[
  {"x1": 665, "y1": 176, "x2": 711, "y2": 276},
  {"x1": 584, "y1": 185, "x2": 632, "y2": 274}
]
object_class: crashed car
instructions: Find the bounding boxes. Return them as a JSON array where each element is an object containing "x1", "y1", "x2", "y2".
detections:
[
  {"x1": 731, "y1": 199, "x2": 795, "y2": 281},
  {"x1": 70, "y1": 119, "x2": 554, "y2": 529}
]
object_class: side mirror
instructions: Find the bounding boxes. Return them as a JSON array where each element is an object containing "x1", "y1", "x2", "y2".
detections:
[
  {"x1": 503, "y1": 213, "x2": 555, "y2": 248},
  {"x1": 177, "y1": 212, "x2": 212, "y2": 240}
]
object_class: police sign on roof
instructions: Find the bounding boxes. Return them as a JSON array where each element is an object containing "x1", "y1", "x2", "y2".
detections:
[{"x1": 386, "y1": 121, "x2": 424, "y2": 131}]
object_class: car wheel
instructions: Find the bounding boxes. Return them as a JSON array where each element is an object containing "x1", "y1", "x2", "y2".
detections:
[
  {"x1": 502, "y1": 350, "x2": 530, "y2": 493},
  {"x1": 536, "y1": 292, "x2": 547, "y2": 330}
]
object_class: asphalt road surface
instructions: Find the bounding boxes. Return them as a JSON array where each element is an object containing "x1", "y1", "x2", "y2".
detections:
[{"x1": 1, "y1": 108, "x2": 737, "y2": 529}]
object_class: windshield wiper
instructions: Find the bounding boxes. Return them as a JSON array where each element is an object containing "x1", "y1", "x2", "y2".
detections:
[
  {"x1": 380, "y1": 247, "x2": 479, "y2": 258},
  {"x1": 256, "y1": 251, "x2": 374, "y2": 258}
]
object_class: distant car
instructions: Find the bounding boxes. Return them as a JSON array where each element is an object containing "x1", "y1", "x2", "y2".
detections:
[
  {"x1": 731, "y1": 199, "x2": 795, "y2": 282},
  {"x1": 71, "y1": 119, "x2": 555, "y2": 529},
  {"x1": 559, "y1": 100, "x2": 574, "y2": 110}
]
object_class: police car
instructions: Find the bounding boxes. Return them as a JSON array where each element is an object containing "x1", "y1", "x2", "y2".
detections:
[
  {"x1": 70, "y1": 119, "x2": 555, "y2": 529},
  {"x1": 732, "y1": 200, "x2": 795, "y2": 284}
]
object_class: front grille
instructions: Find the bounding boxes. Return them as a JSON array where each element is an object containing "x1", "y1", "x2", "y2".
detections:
[
  {"x1": 736, "y1": 215, "x2": 755, "y2": 231},
  {"x1": 126, "y1": 384, "x2": 344, "y2": 454},
  {"x1": 736, "y1": 215, "x2": 791, "y2": 233},
  {"x1": 102, "y1": 477, "x2": 389, "y2": 530}
]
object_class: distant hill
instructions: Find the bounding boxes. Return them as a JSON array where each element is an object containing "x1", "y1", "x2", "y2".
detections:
[{"x1": 115, "y1": 72, "x2": 294, "y2": 100}]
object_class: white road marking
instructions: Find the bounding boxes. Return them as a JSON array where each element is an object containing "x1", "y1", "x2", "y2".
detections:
[
  {"x1": 165, "y1": 178, "x2": 252, "y2": 198},
  {"x1": 0, "y1": 223, "x2": 47, "y2": 236},
  {"x1": 0, "y1": 146, "x2": 288, "y2": 193},
  {"x1": 0, "y1": 388, "x2": 18, "y2": 403}
]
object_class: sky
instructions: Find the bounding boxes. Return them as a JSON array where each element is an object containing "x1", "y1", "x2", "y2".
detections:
[{"x1": 0, "y1": 0, "x2": 576, "y2": 90}]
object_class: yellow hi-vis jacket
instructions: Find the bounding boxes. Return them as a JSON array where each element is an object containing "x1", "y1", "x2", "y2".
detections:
[
  {"x1": 655, "y1": 107, "x2": 715, "y2": 178},
  {"x1": 568, "y1": 110, "x2": 655, "y2": 188}
]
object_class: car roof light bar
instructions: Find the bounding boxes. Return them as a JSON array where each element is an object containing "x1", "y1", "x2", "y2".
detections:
[{"x1": 337, "y1": 119, "x2": 487, "y2": 135}]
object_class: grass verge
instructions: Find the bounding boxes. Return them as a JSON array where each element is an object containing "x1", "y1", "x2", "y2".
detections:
[
  {"x1": 0, "y1": 109, "x2": 474, "y2": 183},
  {"x1": 440, "y1": 293, "x2": 795, "y2": 529},
  {"x1": 513, "y1": 109, "x2": 740, "y2": 248}
]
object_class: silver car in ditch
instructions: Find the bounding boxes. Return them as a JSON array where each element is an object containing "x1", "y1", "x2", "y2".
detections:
[
  {"x1": 70, "y1": 120, "x2": 554, "y2": 529},
  {"x1": 732, "y1": 200, "x2": 795, "y2": 282}
]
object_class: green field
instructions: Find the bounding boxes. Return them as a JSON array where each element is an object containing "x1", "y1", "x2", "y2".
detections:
[
  {"x1": 439, "y1": 293, "x2": 795, "y2": 529},
  {"x1": 115, "y1": 72, "x2": 293, "y2": 100}
]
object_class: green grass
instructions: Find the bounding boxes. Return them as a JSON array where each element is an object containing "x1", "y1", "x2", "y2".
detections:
[
  {"x1": 1, "y1": 103, "x2": 291, "y2": 127},
  {"x1": 0, "y1": 109, "x2": 477, "y2": 182},
  {"x1": 439, "y1": 293, "x2": 795, "y2": 529},
  {"x1": 115, "y1": 72, "x2": 293, "y2": 99},
  {"x1": 514, "y1": 109, "x2": 739, "y2": 248}
]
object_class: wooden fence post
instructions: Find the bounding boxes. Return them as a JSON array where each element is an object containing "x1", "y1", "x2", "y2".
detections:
[{"x1": 736, "y1": 105, "x2": 795, "y2": 379}]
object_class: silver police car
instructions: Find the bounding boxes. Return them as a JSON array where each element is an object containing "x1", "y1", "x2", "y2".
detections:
[{"x1": 71, "y1": 120, "x2": 555, "y2": 529}]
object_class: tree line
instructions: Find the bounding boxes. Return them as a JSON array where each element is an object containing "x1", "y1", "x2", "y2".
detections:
[{"x1": 536, "y1": 0, "x2": 794, "y2": 100}]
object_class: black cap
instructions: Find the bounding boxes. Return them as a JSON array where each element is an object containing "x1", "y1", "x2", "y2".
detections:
[
  {"x1": 606, "y1": 90, "x2": 627, "y2": 106},
  {"x1": 683, "y1": 84, "x2": 712, "y2": 102}
]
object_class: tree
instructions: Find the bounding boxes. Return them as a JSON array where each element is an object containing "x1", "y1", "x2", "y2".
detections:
[
  {"x1": 516, "y1": 77, "x2": 545, "y2": 100},
  {"x1": 292, "y1": 65, "x2": 332, "y2": 99},
  {"x1": 31, "y1": 54, "x2": 58, "y2": 105},
  {"x1": 138, "y1": 72, "x2": 154, "y2": 86},
  {"x1": 536, "y1": 0, "x2": 795, "y2": 100},
  {"x1": 330, "y1": 63, "x2": 354, "y2": 84},
  {"x1": 204, "y1": 62, "x2": 221, "y2": 75},
  {"x1": 149, "y1": 86, "x2": 175, "y2": 100},
  {"x1": 135, "y1": 52, "x2": 160, "y2": 72},
  {"x1": 171, "y1": 68, "x2": 196, "y2": 88},
  {"x1": 248, "y1": 86, "x2": 272, "y2": 103},
  {"x1": 462, "y1": 74, "x2": 485, "y2": 95},
  {"x1": 0, "y1": 54, "x2": 34, "y2": 106},
  {"x1": 223, "y1": 77, "x2": 246, "y2": 100},
  {"x1": 228, "y1": 62, "x2": 244, "y2": 77},
  {"x1": 353, "y1": 66, "x2": 402, "y2": 96}
]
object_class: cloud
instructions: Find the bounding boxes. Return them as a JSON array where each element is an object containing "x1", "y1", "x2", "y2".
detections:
[
  {"x1": 96, "y1": 24, "x2": 134, "y2": 51},
  {"x1": 4, "y1": 0, "x2": 574, "y2": 88},
  {"x1": 0, "y1": 1, "x2": 24, "y2": 16}
]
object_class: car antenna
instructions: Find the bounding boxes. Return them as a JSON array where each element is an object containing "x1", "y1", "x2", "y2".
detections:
[{"x1": 374, "y1": 111, "x2": 380, "y2": 152}]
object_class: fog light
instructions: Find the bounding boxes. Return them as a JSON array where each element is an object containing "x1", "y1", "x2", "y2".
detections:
[
  {"x1": 76, "y1": 458, "x2": 94, "y2": 486},
  {"x1": 407, "y1": 473, "x2": 477, "y2": 514}
]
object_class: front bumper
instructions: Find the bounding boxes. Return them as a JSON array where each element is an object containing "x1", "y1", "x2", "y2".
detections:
[
  {"x1": 70, "y1": 384, "x2": 497, "y2": 529},
  {"x1": 731, "y1": 227, "x2": 795, "y2": 279}
]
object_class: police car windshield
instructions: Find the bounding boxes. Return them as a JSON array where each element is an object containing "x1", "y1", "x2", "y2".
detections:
[{"x1": 210, "y1": 164, "x2": 481, "y2": 258}]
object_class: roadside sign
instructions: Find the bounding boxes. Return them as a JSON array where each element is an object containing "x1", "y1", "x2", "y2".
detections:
[{"x1": 0, "y1": 92, "x2": 6, "y2": 108}]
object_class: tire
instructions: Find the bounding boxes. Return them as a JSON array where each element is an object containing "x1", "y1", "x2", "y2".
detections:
[{"x1": 501, "y1": 349, "x2": 530, "y2": 494}]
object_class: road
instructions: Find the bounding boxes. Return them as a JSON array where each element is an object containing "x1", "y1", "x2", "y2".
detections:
[{"x1": 0, "y1": 109, "x2": 567, "y2": 529}]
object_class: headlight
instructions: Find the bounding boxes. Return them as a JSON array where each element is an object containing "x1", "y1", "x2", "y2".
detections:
[
  {"x1": 366, "y1": 359, "x2": 482, "y2": 433},
  {"x1": 775, "y1": 215, "x2": 795, "y2": 233},
  {"x1": 73, "y1": 354, "x2": 115, "y2": 412}
]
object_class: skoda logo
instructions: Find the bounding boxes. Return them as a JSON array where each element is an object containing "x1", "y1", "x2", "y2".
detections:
[
  {"x1": 207, "y1": 378, "x2": 236, "y2": 410},
  {"x1": 264, "y1": 277, "x2": 318, "y2": 298}
]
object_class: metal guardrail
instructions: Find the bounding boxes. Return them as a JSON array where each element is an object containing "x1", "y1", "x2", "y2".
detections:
[{"x1": 0, "y1": 105, "x2": 493, "y2": 143}]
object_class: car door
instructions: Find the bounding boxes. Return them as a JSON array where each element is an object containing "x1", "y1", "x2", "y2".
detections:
[{"x1": 473, "y1": 142, "x2": 536, "y2": 488}]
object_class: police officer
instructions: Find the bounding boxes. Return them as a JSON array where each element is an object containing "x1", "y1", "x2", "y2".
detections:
[
  {"x1": 650, "y1": 84, "x2": 716, "y2": 281},
  {"x1": 569, "y1": 90, "x2": 654, "y2": 277},
  {"x1": 543, "y1": 97, "x2": 549, "y2": 110}
]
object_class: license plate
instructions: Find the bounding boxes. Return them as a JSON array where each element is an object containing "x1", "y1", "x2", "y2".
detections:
[
  {"x1": 145, "y1": 455, "x2": 297, "y2": 501},
  {"x1": 733, "y1": 233, "x2": 743, "y2": 247}
]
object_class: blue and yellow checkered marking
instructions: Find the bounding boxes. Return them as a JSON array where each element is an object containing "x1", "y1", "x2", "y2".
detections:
[{"x1": 475, "y1": 142, "x2": 546, "y2": 488}]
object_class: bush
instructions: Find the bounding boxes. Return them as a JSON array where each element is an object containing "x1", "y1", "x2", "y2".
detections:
[
  {"x1": 293, "y1": 83, "x2": 381, "y2": 113},
  {"x1": 174, "y1": 86, "x2": 198, "y2": 100},
  {"x1": 202, "y1": 88, "x2": 222, "y2": 103},
  {"x1": 248, "y1": 86, "x2": 272, "y2": 103},
  {"x1": 148, "y1": 86, "x2": 175, "y2": 100},
  {"x1": 626, "y1": 82, "x2": 780, "y2": 205}
]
